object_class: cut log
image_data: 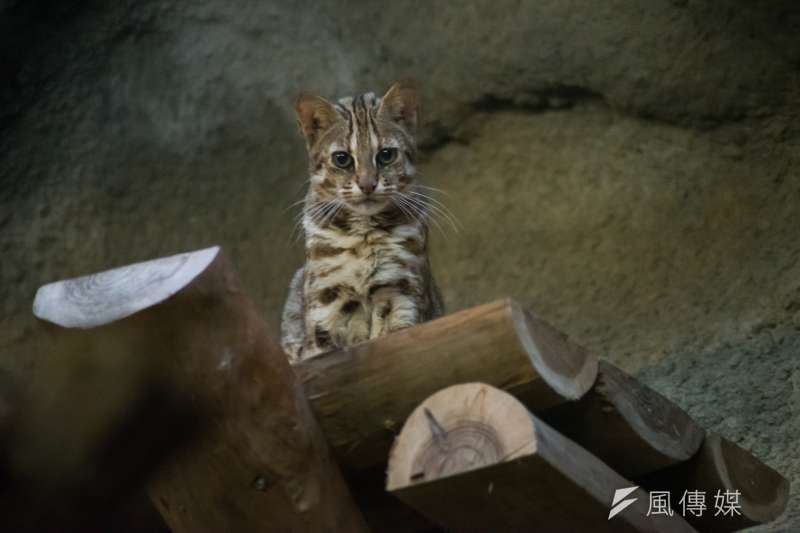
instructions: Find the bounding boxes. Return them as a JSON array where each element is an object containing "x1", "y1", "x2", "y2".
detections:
[
  {"x1": 541, "y1": 360, "x2": 705, "y2": 478},
  {"x1": 387, "y1": 383, "x2": 696, "y2": 532},
  {"x1": 638, "y1": 433, "x2": 789, "y2": 532},
  {"x1": 295, "y1": 299, "x2": 597, "y2": 471},
  {"x1": 32, "y1": 247, "x2": 367, "y2": 533},
  {"x1": 0, "y1": 334, "x2": 191, "y2": 533}
]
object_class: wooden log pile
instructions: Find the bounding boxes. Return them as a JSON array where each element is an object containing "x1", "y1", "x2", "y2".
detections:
[
  {"x1": 301, "y1": 300, "x2": 787, "y2": 532},
  {"x1": 12, "y1": 246, "x2": 788, "y2": 533}
]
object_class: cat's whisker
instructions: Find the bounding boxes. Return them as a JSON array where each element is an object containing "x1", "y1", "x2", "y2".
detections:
[
  {"x1": 409, "y1": 190, "x2": 459, "y2": 221},
  {"x1": 291, "y1": 204, "x2": 325, "y2": 243},
  {"x1": 318, "y1": 200, "x2": 344, "y2": 227},
  {"x1": 418, "y1": 203, "x2": 460, "y2": 234},
  {"x1": 391, "y1": 197, "x2": 418, "y2": 226},
  {"x1": 396, "y1": 193, "x2": 428, "y2": 220},
  {"x1": 290, "y1": 226, "x2": 305, "y2": 243},
  {"x1": 289, "y1": 205, "x2": 317, "y2": 243},
  {"x1": 283, "y1": 197, "x2": 309, "y2": 213},
  {"x1": 395, "y1": 193, "x2": 446, "y2": 237},
  {"x1": 399, "y1": 193, "x2": 456, "y2": 235},
  {"x1": 310, "y1": 202, "x2": 332, "y2": 218},
  {"x1": 416, "y1": 206, "x2": 451, "y2": 237},
  {"x1": 409, "y1": 195, "x2": 455, "y2": 223},
  {"x1": 415, "y1": 184, "x2": 449, "y2": 196},
  {"x1": 391, "y1": 195, "x2": 419, "y2": 221},
  {"x1": 409, "y1": 189, "x2": 451, "y2": 210},
  {"x1": 309, "y1": 199, "x2": 337, "y2": 218},
  {"x1": 297, "y1": 209, "x2": 322, "y2": 233},
  {"x1": 309, "y1": 204, "x2": 332, "y2": 226},
  {"x1": 407, "y1": 191, "x2": 461, "y2": 233},
  {"x1": 320, "y1": 201, "x2": 344, "y2": 227},
  {"x1": 285, "y1": 195, "x2": 319, "y2": 245},
  {"x1": 292, "y1": 200, "x2": 339, "y2": 242},
  {"x1": 289, "y1": 216, "x2": 307, "y2": 243}
]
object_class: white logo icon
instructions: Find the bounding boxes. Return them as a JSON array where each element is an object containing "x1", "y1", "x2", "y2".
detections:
[{"x1": 609, "y1": 486, "x2": 639, "y2": 520}]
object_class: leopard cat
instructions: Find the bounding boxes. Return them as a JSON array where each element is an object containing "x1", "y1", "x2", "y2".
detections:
[{"x1": 281, "y1": 81, "x2": 444, "y2": 361}]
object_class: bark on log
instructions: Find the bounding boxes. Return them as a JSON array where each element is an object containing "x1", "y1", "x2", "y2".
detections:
[
  {"x1": 0, "y1": 329, "x2": 185, "y2": 533},
  {"x1": 295, "y1": 299, "x2": 597, "y2": 471},
  {"x1": 387, "y1": 383, "x2": 696, "y2": 533},
  {"x1": 638, "y1": 433, "x2": 789, "y2": 532},
  {"x1": 32, "y1": 246, "x2": 367, "y2": 533},
  {"x1": 541, "y1": 360, "x2": 705, "y2": 478}
]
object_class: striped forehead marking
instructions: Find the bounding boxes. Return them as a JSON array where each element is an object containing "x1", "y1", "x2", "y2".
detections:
[{"x1": 335, "y1": 93, "x2": 381, "y2": 169}]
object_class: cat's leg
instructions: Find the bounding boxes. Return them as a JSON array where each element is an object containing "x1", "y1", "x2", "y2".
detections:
[
  {"x1": 280, "y1": 267, "x2": 307, "y2": 362},
  {"x1": 304, "y1": 283, "x2": 370, "y2": 356},
  {"x1": 369, "y1": 284, "x2": 420, "y2": 339},
  {"x1": 338, "y1": 298, "x2": 370, "y2": 345}
]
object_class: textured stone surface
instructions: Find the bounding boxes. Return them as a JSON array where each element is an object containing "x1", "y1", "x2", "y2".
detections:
[{"x1": 1, "y1": 0, "x2": 799, "y2": 529}]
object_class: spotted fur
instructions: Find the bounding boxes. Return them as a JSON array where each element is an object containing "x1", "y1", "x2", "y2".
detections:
[{"x1": 281, "y1": 81, "x2": 444, "y2": 361}]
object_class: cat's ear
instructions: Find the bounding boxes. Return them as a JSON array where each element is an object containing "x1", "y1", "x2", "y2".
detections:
[
  {"x1": 378, "y1": 80, "x2": 418, "y2": 134},
  {"x1": 294, "y1": 94, "x2": 339, "y2": 148}
]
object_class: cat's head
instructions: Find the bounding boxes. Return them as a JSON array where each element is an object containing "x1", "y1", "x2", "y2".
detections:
[{"x1": 294, "y1": 81, "x2": 418, "y2": 216}]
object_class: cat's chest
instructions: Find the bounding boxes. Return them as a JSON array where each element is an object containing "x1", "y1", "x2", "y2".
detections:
[{"x1": 306, "y1": 224, "x2": 423, "y2": 293}]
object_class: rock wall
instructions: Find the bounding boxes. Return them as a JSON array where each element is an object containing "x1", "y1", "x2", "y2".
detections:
[{"x1": 1, "y1": 1, "x2": 798, "y2": 529}]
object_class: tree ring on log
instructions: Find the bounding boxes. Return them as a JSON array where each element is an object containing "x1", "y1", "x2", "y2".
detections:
[
  {"x1": 388, "y1": 382, "x2": 536, "y2": 490},
  {"x1": 410, "y1": 421, "x2": 503, "y2": 481},
  {"x1": 33, "y1": 246, "x2": 220, "y2": 328}
]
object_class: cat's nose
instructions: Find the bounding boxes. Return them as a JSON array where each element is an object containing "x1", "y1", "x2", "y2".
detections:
[{"x1": 359, "y1": 179, "x2": 376, "y2": 195}]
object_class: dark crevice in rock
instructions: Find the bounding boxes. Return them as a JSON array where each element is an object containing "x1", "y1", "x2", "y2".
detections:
[
  {"x1": 419, "y1": 129, "x2": 464, "y2": 154},
  {"x1": 420, "y1": 86, "x2": 604, "y2": 155}
]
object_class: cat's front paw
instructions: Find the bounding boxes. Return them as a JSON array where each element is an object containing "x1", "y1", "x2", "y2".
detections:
[
  {"x1": 386, "y1": 320, "x2": 415, "y2": 333},
  {"x1": 370, "y1": 308, "x2": 418, "y2": 338}
]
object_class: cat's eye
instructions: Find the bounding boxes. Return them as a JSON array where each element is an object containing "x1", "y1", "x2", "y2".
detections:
[
  {"x1": 376, "y1": 147, "x2": 398, "y2": 166},
  {"x1": 332, "y1": 151, "x2": 353, "y2": 169}
]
